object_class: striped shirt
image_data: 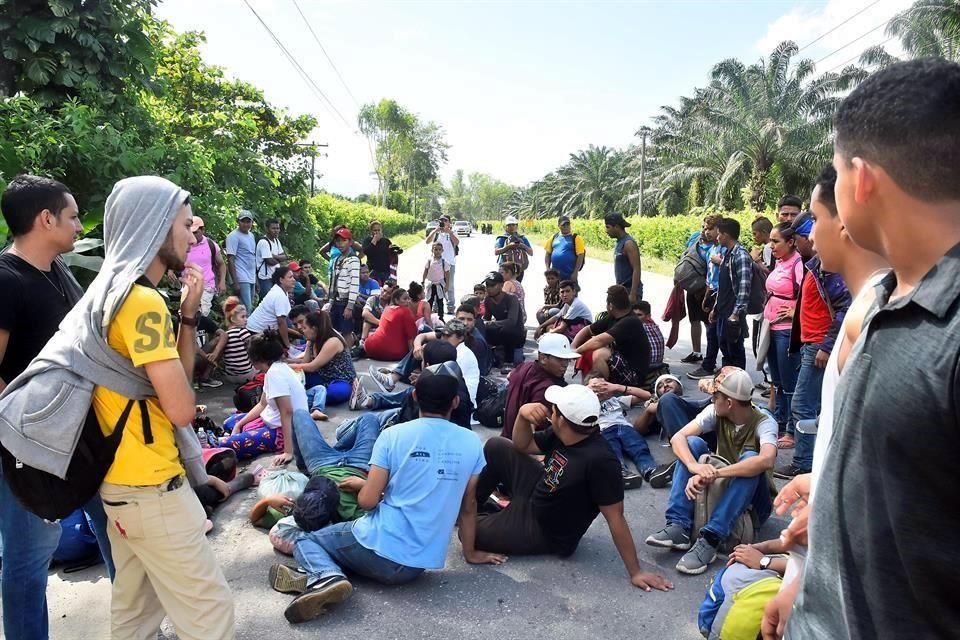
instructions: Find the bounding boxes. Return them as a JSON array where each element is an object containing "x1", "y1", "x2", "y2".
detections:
[
  {"x1": 223, "y1": 326, "x2": 254, "y2": 375},
  {"x1": 331, "y1": 254, "x2": 361, "y2": 306}
]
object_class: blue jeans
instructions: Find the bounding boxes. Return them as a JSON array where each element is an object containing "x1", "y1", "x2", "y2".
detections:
[
  {"x1": 236, "y1": 282, "x2": 255, "y2": 313},
  {"x1": 391, "y1": 352, "x2": 419, "y2": 384},
  {"x1": 602, "y1": 425, "x2": 656, "y2": 474},
  {"x1": 717, "y1": 316, "x2": 747, "y2": 370},
  {"x1": 767, "y1": 329, "x2": 800, "y2": 432},
  {"x1": 306, "y1": 381, "x2": 353, "y2": 412},
  {"x1": 791, "y1": 344, "x2": 825, "y2": 471},
  {"x1": 371, "y1": 387, "x2": 412, "y2": 411},
  {"x1": 82, "y1": 494, "x2": 115, "y2": 580},
  {"x1": 0, "y1": 475, "x2": 62, "y2": 640},
  {"x1": 335, "y1": 409, "x2": 398, "y2": 449},
  {"x1": 295, "y1": 520, "x2": 423, "y2": 585},
  {"x1": 656, "y1": 394, "x2": 711, "y2": 439},
  {"x1": 665, "y1": 436, "x2": 772, "y2": 540},
  {"x1": 291, "y1": 410, "x2": 378, "y2": 474},
  {"x1": 258, "y1": 278, "x2": 273, "y2": 299}
]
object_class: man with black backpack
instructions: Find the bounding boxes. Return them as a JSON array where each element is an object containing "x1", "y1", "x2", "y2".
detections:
[
  {"x1": 544, "y1": 215, "x2": 585, "y2": 283},
  {"x1": 708, "y1": 218, "x2": 754, "y2": 370},
  {"x1": 0, "y1": 175, "x2": 114, "y2": 640}
]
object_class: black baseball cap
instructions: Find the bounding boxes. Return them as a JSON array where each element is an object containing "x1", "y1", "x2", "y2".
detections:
[
  {"x1": 414, "y1": 362, "x2": 462, "y2": 407},
  {"x1": 603, "y1": 212, "x2": 631, "y2": 228},
  {"x1": 483, "y1": 271, "x2": 504, "y2": 286},
  {"x1": 558, "y1": 215, "x2": 571, "y2": 225}
]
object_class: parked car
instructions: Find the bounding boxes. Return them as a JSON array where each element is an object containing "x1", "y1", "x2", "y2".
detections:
[
  {"x1": 453, "y1": 220, "x2": 472, "y2": 237},
  {"x1": 425, "y1": 219, "x2": 440, "y2": 236}
]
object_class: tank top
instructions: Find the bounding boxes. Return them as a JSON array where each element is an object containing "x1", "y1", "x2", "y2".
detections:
[{"x1": 614, "y1": 234, "x2": 640, "y2": 291}]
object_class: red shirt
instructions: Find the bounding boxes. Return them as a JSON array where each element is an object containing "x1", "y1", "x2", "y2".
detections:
[
  {"x1": 364, "y1": 305, "x2": 417, "y2": 361},
  {"x1": 501, "y1": 361, "x2": 566, "y2": 440},
  {"x1": 799, "y1": 271, "x2": 832, "y2": 345}
]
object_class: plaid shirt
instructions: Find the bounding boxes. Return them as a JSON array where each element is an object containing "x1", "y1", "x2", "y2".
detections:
[
  {"x1": 715, "y1": 243, "x2": 752, "y2": 316},
  {"x1": 642, "y1": 319, "x2": 665, "y2": 366}
]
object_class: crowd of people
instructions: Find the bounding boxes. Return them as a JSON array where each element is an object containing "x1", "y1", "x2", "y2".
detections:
[{"x1": 0, "y1": 58, "x2": 956, "y2": 640}]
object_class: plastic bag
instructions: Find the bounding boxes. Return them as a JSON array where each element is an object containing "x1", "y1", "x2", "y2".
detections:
[
  {"x1": 268, "y1": 515, "x2": 302, "y2": 556},
  {"x1": 257, "y1": 468, "x2": 309, "y2": 500}
]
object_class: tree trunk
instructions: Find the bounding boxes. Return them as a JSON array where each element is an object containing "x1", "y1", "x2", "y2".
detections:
[
  {"x1": 749, "y1": 166, "x2": 768, "y2": 211},
  {"x1": 0, "y1": 58, "x2": 17, "y2": 97}
]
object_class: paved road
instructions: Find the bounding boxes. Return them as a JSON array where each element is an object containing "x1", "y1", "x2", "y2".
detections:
[{"x1": 41, "y1": 232, "x2": 782, "y2": 640}]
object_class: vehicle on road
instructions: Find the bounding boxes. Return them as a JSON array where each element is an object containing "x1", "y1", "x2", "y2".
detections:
[
  {"x1": 425, "y1": 219, "x2": 440, "y2": 236},
  {"x1": 453, "y1": 220, "x2": 472, "y2": 237}
]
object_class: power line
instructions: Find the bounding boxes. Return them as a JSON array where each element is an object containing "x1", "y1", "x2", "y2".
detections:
[
  {"x1": 813, "y1": 18, "x2": 890, "y2": 65},
  {"x1": 824, "y1": 37, "x2": 895, "y2": 73},
  {"x1": 291, "y1": 0, "x2": 360, "y2": 111},
  {"x1": 241, "y1": 0, "x2": 353, "y2": 130},
  {"x1": 798, "y1": 0, "x2": 882, "y2": 52}
]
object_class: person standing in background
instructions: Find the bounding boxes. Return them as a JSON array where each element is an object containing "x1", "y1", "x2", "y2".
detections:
[
  {"x1": 426, "y1": 215, "x2": 459, "y2": 314},
  {"x1": 184, "y1": 216, "x2": 226, "y2": 317},
  {"x1": 604, "y1": 213, "x2": 643, "y2": 305},
  {"x1": 256, "y1": 218, "x2": 286, "y2": 299},
  {"x1": 544, "y1": 215, "x2": 585, "y2": 283},
  {"x1": 362, "y1": 220, "x2": 393, "y2": 285},
  {"x1": 225, "y1": 210, "x2": 257, "y2": 312}
]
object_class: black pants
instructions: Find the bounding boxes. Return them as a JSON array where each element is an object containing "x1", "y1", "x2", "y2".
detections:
[
  {"x1": 484, "y1": 324, "x2": 526, "y2": 364},
  {"x1": 474, "y1": 438, "x2": 554, "y2": 555}
]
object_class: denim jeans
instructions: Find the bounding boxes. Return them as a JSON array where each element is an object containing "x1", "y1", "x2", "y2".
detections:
[
  {"x1": 602, "y1": 425, "x2": 656, "y2": 474},
  {"x1": 0, "y1": 475, "x2": 61, "y2": 640},
  {"x1": 767, "y1": 329, "x2": 801, "y2": 432},
  {"x1": 664, "y1": 436, "x2": 772, "y2": 540},
  {"x1": 701, "y1": 318, "x2": 721, "y2": 371},
  {"x1": 294, "y1": 520, "x2": 423, "y2": 585},
  {"x1": 335, "y1": 409, "x2": 399, "y2": 448},
  {"x1": 656, "y1": 394, "x2": 711, "y2": 440},
  {"x1": 391, "y1": 351, "x2": 419, "y2": 384},
  {"x1": 236, "y1": 282, "x2": 255, "y2": 313},
  {"x1": 371, "y1": 387, "x2": 412, "y2": 411},
  {"x1": 444, "y1": 264, "x2": 456, "y2": 310},
  {"x1": 717, "y1": 316, "x2": 747, "y2": 370},
  {"x1": 306, "y1": 381, "x2": 353, "y2": 412},
  {"x1": 83, "y1": 494, "x2": 115, "y2": 580},
  {"x1": 791, "y1": 344, "x2": 825, "y2": 471},
  {"x1": 258, "y1": 278, "x2": 273, "y2": 299},
  {"x1": 291, "y1": 410, "x2": 378, "y2": 474}
]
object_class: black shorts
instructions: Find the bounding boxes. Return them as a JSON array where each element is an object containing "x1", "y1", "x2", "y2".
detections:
[{"x1": 686, "y1": 288, "x2": 709, "y2": 323}]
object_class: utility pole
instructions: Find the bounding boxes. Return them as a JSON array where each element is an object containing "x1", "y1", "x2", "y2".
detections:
[
  {"x1": 295, "y1": 141, "x2": 329, "y2": 196},
  {"x1": 637, "y1": 126, "x2": 651, "y2": 217}
]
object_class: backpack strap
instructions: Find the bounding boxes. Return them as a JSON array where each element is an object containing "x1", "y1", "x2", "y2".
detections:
[
  {"x1": 207, "y1": 236, "x2": 217, "y2": 258},
  {"x1": 138, "y1": 399, "x2": 153, "y2": 445},
  {"x1": 106, "y1": 400, "x2": 137, "y2": 447}
]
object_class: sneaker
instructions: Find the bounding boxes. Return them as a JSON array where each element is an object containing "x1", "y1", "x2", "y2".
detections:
[
  {"x1": 676, "y1": 537, "x2": 718, "y2": 575},
  {"x1": 198, "y1": 378, "x2": 224, "y2": 389},
  {"x1": 367, "y1": 364, "x2": 396, "y2": 392},
  {"x1": 622, "y1": 468, "x2": 643, "y2": 490},
  {"x1": 645, "y1": 462, "x2": 676, "y2": 489},
  {"x1": 269, "y1": 563, "x2": 308, "y2": 595},
  {"x1": 349, "y1": 379, "x2": 371, "y2": 410},
  {"x1": 680, "y1": 352, "x2": 703, "y2": 364},
  {"x1": 686, "y1": 367, "x2": 717, "y2": 380},
  {"x1": 284, "y1": 575, "x2": 353, "y2": 624},
  {"x1": 645, "y1": 523, "x2": 691, "y2": 551},
  {"x1": 773, "y1": 462, "x2": 809, "y2": 479},
  {"x1": 350, "y1": 344, "x2": 365, "y2": 360}
]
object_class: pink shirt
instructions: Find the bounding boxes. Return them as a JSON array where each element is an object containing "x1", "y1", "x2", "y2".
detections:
[
  {"x1": 186, "y1": 236, "x2": 220, "y2": 289},
  {"x1": 763, "y1": 252, "x2": 803, "y2": 331}
]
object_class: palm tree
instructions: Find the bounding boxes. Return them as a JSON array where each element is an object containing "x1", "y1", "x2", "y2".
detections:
[{"x1": 861, "y1": 0, "x2": 960, "y2": 66}]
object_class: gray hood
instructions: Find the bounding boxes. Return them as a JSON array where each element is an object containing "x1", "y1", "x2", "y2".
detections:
[{"x1": 0, "y1": 176, "x2": 207, "y2": 484}]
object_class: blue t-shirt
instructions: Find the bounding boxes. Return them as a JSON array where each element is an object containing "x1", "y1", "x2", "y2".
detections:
[
  {"x1": 687, "y1": 230, "x2": 715, "y2": 270},
  {"x1": 547, "y1": 233, "x2": 579, "y2": 279},
  {"x1": 707, "y1": 244, "x2": 727, "y2": 290},
  {"x1": 352, "y1": 417, "x2": 485, "y2": 569},
  {"x1": 225, "y1": 229, "x2": 257, "y2": 284},
  {"x1": 356, "y1": 278, "x2": 381, "y2": 308}
]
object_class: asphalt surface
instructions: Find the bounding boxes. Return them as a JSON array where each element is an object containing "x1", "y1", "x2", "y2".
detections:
[{"x1": 41, "y1": 232, "x2": 790, "y2": 639}]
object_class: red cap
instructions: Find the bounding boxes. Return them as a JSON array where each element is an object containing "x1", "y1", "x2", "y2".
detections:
[
  {"x1": 335, "y1": 227, "x2": 353, "y2": 240},
  {"x1": 287, "y1": 261, "x2": 301, "y2": 272}
]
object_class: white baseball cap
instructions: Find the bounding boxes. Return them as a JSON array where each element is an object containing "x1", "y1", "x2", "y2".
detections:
[
  {"x1": 545, "y1": 384, "x2": 600, "y2": 428},
  {"x1": 536, "y1": 333, "x2": 581, "y2": 360},
  {"x1": 504, "y1": 215, "x2": 519, "y2": 225}
]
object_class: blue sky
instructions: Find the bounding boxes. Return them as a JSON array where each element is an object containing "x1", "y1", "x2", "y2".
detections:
[{"x1": 156, "y1": 0, "x2": 911, "y2": 196}]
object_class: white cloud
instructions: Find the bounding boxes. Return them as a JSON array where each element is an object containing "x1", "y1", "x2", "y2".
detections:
[{"x1": 757, "y1": 0, "x2": 912, "y2": 71}]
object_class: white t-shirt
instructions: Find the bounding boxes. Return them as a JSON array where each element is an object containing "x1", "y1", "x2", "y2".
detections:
[
  {"x1": 256, "y1": 237, "x2": 285, "y2": 280},
  {"x1": 261, "y1": 362, "x2": 309, "y2": 427},
  {"x1": 435, "y1": 231, "x2": 456, "y2": 265},
  {"x1": 456, "y1": 342, "x2": 479, "y2": 407},
  {"x1": 598, "y1": 395, "x2": 634, "y2": 431},
  {"x1": 694, "y1": 404, "x2": 778, "y2": 448},
  {"x1": 560, "y1": 298, "x2": 593, "y2": 323},
  {"x1": 247, "y1": 284, "x2": 291, "y2": 333}
]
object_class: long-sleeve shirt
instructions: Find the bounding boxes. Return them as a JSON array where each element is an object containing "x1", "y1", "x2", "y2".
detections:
[
  {"x1": 331, "y1": 253, "x2": 360, "y2": 306},
  {"x1": 789, "y1": 255, "x2": 852, "y2": 354},
  {"x1": 715, "y1": 243, "x2": 752, "y2": 317}
]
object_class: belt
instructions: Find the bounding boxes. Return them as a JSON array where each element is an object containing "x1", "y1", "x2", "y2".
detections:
[{"x1": 132, "y1": 475, "x2": 184, "y2": 492}]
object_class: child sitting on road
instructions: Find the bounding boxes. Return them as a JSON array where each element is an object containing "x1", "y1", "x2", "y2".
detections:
[
  {"x1": 537, "y1": 268, "x2": 562, "y2": 324},
  {"x1": 206, "y1": 296, "x2": 257, "y2": 384}
]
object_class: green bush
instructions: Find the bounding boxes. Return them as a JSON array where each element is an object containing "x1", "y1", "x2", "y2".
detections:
[
  {"x1": 307, "y1": 193, "x2": 418, "y2": 246},
  {"x1": 481, "y1": 207, "x2": 775, "y2": 263}
]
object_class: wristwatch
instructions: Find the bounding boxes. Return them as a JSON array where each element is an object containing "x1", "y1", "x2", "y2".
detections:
[
  {"x1": 180, "y1": 314, "x2": 198, "y2": 327},
  {"x1": 759, "y1": 556, "x2": 772, "y2": 570}
]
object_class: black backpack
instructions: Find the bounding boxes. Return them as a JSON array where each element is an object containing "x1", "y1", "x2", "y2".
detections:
[
  {"x1": 475, "y1": 384, "x2": 508, "y2": 430},
  {"x1": 0, "y1": 401, "x2": 141, "y2": 521},
  {"x1": 233, "y1": 373, "x2": 265, "y2": 413}
]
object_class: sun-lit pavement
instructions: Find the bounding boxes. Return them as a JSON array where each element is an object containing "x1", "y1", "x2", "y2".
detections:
[{"x1": 40, "y1": 231, "x2": 785, "y2": 639}]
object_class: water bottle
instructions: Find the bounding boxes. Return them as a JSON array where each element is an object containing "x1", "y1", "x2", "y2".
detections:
[{"x1": 197, "y1": 427, "x2": 210, "y2": 449}]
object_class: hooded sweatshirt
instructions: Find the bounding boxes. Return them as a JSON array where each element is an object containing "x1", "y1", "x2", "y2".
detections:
[{"x1": 0, "y1": 176, "x2": 207, "y2": 484}]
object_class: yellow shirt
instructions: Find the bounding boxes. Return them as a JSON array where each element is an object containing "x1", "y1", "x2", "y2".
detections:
[
  {"x1": 544, "y1": 233, "x2": 586, "y2": 255},
  {"x1": 93, "y1": 284, "x2": 184, "y2": 486}
]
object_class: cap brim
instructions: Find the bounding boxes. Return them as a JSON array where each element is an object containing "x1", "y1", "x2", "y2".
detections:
[{"x1": 538, "y1": 349, "x2": 581, "y2": 360}]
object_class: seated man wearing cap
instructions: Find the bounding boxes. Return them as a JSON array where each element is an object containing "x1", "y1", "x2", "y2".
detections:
[
  {"x1": 481, "y1": 270, "x2": 527, "y2": 371},
  {"x1": 500, "y1": 333, "x2": 581, "y2": 439},
  {"x1": 573, "y1": 285, "x2": 651, "y2": 388},
  {"x1": 645, "y1": 368, "x2": 777, "y2": 576},
  {"x1": 271, "y1": 366, "x2": 506, "y2": 624},
  {"x1": 474, "y1": 385, "x2": 673, "y2": 592}
]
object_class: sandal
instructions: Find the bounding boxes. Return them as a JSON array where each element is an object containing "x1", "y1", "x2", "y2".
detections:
[
  {"x1": 310, "y1": 409, "x2": 329, "y2": 421},
  {"x1": 777, "y1": 434, "x2": 795, "y2": 449}
]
